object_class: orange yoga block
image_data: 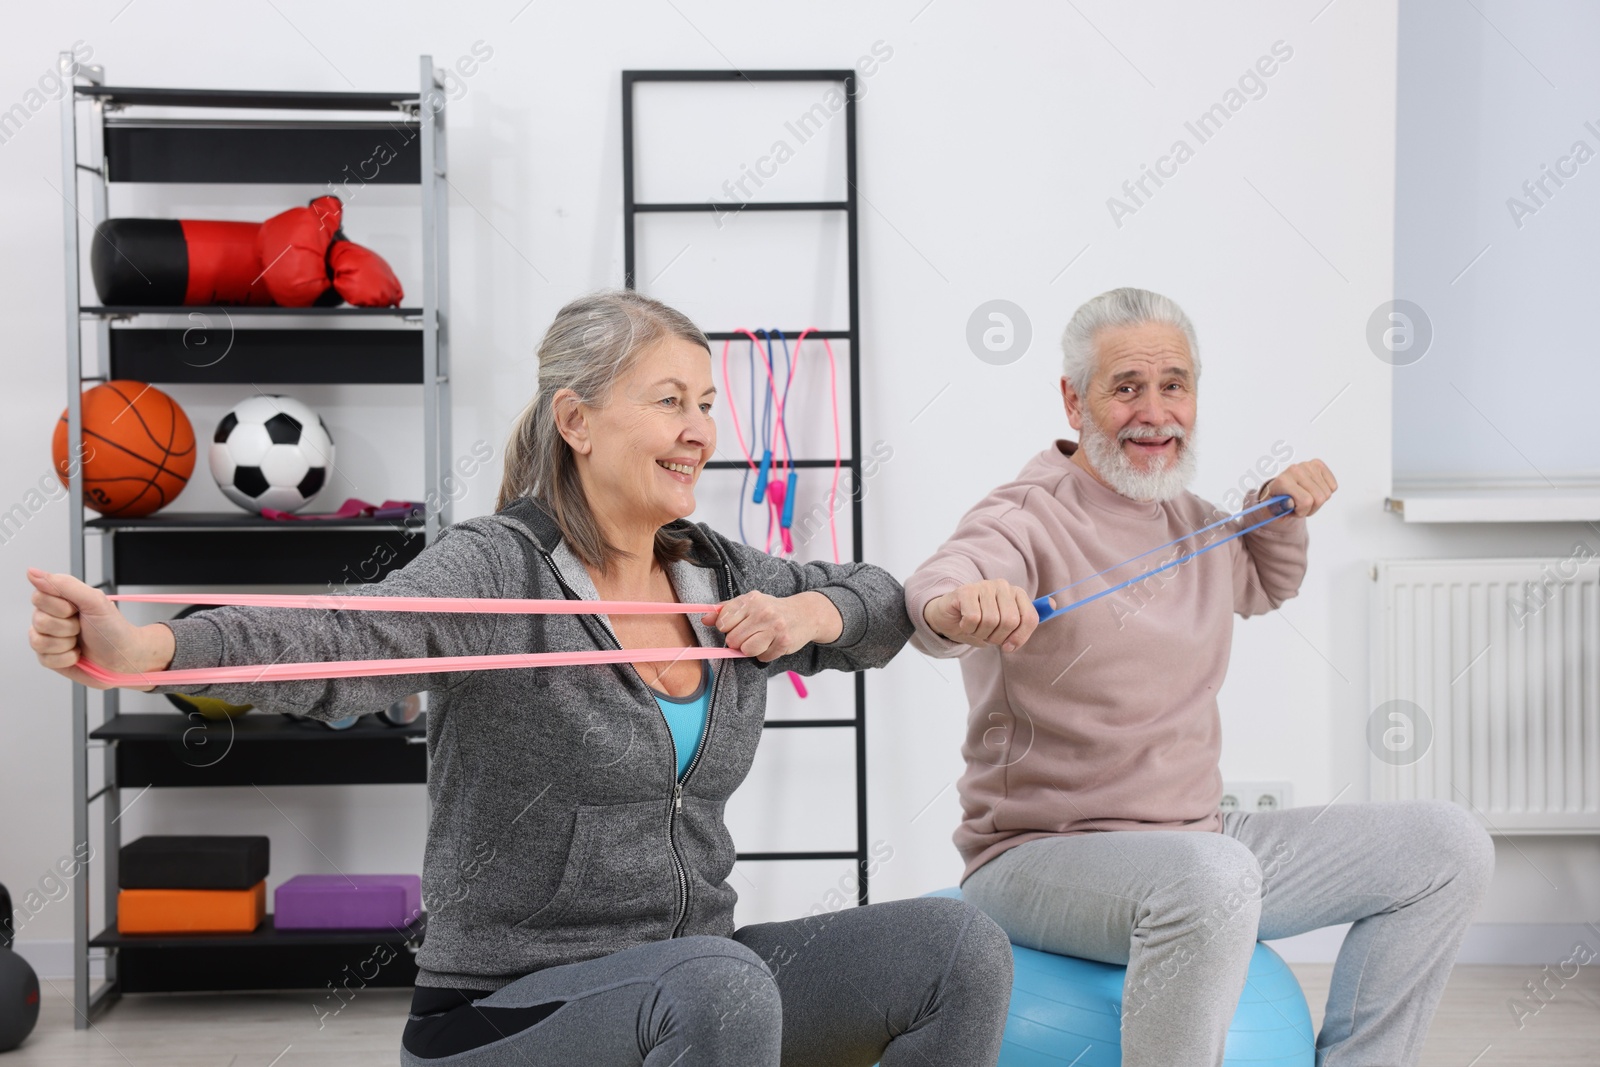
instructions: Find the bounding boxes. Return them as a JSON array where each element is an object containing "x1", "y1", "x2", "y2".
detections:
[{"x1": 117, "y1": 880, "x2": 266, "y2": 934}]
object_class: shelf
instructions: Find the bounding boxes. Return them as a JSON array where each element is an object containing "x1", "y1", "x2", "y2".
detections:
[
  {"x1": 80, "y1": 86, "x2": 417, "y2": 111},
  {"x1": 85, "y1": 305, "x2": 422, "y2": 318},
  {"x1": 92, "y1": 712, "x2": 425, "y2": 743},
  {"x1": 91, "y1": 914, "x2": 425, "y2": 993},
  {"x1": 90, "y1": 517, "x2": 425, "y2": 586},
  {"x1": 64, "y1": 55, "x2": 451, "y2": 1022},
  {"x1": 87, "y1": 512, "x2": 423, "y2": 529},
  {"x1": 622, "y1": 66, "x2": 870, "y2": 905},
  {"x1": 1385, "y1": 485, "x2": 1600, "y2": 523},
  {"x1": 93, "y1": 713, "x2": 427, "y2": 789},
  {"x1": 91, "y1": 912, "x2": 426, "y2": 950},
  {"x1": 109, "y1": 328, "x2": 424, "y2": 384},
  {"x1": 102, "y1": 117, "x2": 423, "y2": 184}
]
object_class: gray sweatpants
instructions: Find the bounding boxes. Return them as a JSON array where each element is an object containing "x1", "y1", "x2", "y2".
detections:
[
  {"x1": 399, "y1": 895, "x2": 1013, "y2": 1066},
  {"x1": 960, "y1": 799, "x2": 1495, "y2": 1067}
]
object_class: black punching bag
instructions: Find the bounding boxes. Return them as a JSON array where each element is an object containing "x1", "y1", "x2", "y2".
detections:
[{"x1": 0, "y1": 882, "x2": 41, "y2": 1052}]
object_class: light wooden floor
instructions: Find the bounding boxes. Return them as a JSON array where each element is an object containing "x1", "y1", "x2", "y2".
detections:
[
  {"x1": 7, "y1": 965, "x2": 1598, "y2": 1065},
  {"x1": 1294, "y1": 964, "x2": 1600, "y2": 1067}
]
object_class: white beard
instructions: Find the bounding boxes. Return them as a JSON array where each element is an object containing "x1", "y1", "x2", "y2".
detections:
[{"x1": 1078, "y1": 416, "x2": 1197, "y2": 503}]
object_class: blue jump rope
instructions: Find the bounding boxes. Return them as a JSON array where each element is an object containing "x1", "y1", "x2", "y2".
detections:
[{"x1": 738, "y1": 330, "x2": 800, "y2": 546}]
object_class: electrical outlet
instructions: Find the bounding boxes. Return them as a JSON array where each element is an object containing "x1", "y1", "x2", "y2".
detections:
[{"x1": 1222, "y1": 781, "x2": 1292, "y2": 813}]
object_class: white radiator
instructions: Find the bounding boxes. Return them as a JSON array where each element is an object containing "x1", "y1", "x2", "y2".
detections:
[{"x1": 1369, "y1": 555, "x2": 1600, "y2": 833}]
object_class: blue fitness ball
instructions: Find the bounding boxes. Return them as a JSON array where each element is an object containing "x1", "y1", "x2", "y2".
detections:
[{"x1": 927, "y1": 888, "x2": 1314, "y2": 1067}]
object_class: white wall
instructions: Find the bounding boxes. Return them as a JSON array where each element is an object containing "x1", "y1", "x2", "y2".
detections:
[{"x1": 1, "y1": 0, "x2": 1594, "y2": 971}]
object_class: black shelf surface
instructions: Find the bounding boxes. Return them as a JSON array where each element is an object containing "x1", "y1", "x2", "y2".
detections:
[
  {"x1": 88, "y1": 512, "x2": 424, "y2": 529},
  {"x1": 81, "y1": 86, "x2": 418, "y2": 110},
  {"x1": 85, "y1": 305, "x2": 422, "y2": 318},
  {"x1": 102, "y1": 117, "x2": 423, "y2": 184},
  {"x1": 93, "y1": 713, "x2": 428, "y2": 789},
  {"x1": 92, "y1": 712, "x2": 425, "y2": 743},
  {"x1": 110, "y1": 328, "x2": 424, "y2": 384},
  {"x1": 88, "y1": 513, "x2": 426, "y2": 586},
  {"x1": 92, "y1": 914, "x2": 425, "y2": 993},
  {"x1": 90, "y1": 913, "x2": 427, "y2": 950}
]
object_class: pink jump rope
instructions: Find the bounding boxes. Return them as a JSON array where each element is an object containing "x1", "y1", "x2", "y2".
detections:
[
  {"x1": 720, "y1": 327, "x2": 843, "y2": 699},
  {"x1": 720, "y1": 328, "x2": 843, "y2": 564}
]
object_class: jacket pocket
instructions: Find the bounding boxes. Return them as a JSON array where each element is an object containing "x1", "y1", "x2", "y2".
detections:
[{"x1": 514, "y1": 799, "x2": 673, "y2": 938}]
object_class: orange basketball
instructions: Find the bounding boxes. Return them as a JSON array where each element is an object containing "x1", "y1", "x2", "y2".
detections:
[{"x1": 53, "y1": 381, "x2": 196, "y2": 517}]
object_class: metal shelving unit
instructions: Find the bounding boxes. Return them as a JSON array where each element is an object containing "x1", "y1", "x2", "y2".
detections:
[
  {"x1": 58, "y1": 55, "x2": 450, "y2": 1024},
  {"x1": 621, "y1": 70, "x2": 872, "y2": 903}
]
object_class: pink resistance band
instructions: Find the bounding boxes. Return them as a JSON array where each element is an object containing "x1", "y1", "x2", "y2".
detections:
[{"x1": 79, "y1": 593, "x2": 747, "y2": 689}]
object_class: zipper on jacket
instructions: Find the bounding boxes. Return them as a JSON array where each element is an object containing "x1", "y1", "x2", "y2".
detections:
[
  {"x1": 535, "y1": 543, "x2": 722, "y2": 941},
  {"x1": 677, "y1": 541, "x2": 738, "y2": 801},
  {"x1": 667, "y1": 657, "x2": 731, "y2": 937},
  {"x1": 665, "y1": 552, "x2": 738, "y2": 937}
]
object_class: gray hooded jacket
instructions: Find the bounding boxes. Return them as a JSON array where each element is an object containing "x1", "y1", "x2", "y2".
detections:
[{"x1": 155, "y1": 497, "x2": 913, "y2": 989}]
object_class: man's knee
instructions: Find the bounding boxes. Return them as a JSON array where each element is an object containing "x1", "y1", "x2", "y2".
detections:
[
  {"x1": 1159, "y1": 835, "x2": 1265, "y2": 943},
  {"x1": 1407, "y1": 800, "x2": 1496, "y2": 899}
]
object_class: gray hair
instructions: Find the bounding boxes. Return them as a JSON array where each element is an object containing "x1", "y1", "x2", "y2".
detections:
[
  {"x1": 496, "y1": 289, "x2": 710, "y2": 571},
  {"x1": 1060, "y1": 287, "x2": 1200, "y2": 397}
]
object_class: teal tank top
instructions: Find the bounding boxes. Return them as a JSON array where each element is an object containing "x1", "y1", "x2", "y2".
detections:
[{"x1": 650, "y1": 661, "x2": 711, "y2": 780}]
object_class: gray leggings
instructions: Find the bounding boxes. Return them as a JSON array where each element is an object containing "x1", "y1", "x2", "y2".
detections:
[
  {"x1": 399, "y1": 896, "x2": 1013, "y2": 1066},
  {"x1": 960, "y1": 799, "x2": 1495, "y2": 1067}
]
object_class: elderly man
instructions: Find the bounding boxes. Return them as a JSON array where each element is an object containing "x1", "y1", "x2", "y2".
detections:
[{"x1": 904, "y1": 287, "x2": 1494, "y2": 1067}]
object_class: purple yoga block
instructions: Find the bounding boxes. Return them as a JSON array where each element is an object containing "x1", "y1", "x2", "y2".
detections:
[{"x1": 274, "y1": 874, "x2": 422, "y2": 930}]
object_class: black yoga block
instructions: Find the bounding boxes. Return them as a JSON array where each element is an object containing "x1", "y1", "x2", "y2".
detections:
[{"x1": 119, "y1": 836, "x2": 270, "y2": 890}]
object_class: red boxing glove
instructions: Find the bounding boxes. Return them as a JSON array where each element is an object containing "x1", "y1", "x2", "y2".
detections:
[
  {"x1": 256, "y1": 195, "x2": 344, "y2": 307},
  {"x1": 328, "y1": 239, "x2": 404, "y2": 307}
]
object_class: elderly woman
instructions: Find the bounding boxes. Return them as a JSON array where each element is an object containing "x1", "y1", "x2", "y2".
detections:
[{"x1": 28, "y1": 290, "x2": 1011, "y2": 1067}]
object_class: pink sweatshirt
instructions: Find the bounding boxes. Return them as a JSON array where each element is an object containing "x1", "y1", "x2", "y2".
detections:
[{"x1": 904, "y1": 441, "x2": 1309, "y2": 881}]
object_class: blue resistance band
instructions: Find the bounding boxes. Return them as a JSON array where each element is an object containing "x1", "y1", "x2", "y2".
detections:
[{"x1": 1032, "y1": 494, "x2": 1295, "y2": 624}]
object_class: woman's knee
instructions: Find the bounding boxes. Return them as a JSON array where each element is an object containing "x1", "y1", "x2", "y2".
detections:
[
  {"x1": 870, "y1": 895, "x2": 1004, "y2": 1036},
  {"x1": 942, "y1": 898, "x2": 1015, "y2": 990},
  {"x1": 655, "y1": 937, "x2": 781, "y2": 1038},
  {"x1": 899, "y1": 898, "x2": 1015, "y2": 1017}
]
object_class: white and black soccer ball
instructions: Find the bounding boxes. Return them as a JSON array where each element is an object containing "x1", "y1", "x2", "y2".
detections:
[{"x1": 209, "y1": 395, "x2": 334, "y2": 514}]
